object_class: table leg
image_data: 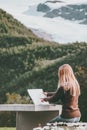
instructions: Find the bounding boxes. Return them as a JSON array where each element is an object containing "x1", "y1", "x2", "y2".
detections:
[{"x1": 16, "y1": 111, "x2": 59, "y2": 130}]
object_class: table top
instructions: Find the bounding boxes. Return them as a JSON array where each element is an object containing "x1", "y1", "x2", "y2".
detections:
[{"x1": 0, "y1": 104, "x2": 62, "y2": 112}]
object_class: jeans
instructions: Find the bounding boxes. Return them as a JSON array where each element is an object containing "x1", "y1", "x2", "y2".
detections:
[{"x1": 49, "y1": 115, "x2": 80, "y2": 123}]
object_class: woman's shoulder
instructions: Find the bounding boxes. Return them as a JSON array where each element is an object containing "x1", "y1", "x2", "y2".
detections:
[
  {"x1": 57, "y1": 86, "x2": 65, "y2": 93},
  {"x1": 58, "y1": 86, "x2": 70, "y2": 95}
]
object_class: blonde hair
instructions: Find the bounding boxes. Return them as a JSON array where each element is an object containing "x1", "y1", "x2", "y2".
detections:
[{"x1": 58, "y1": 64, "x2": 80, "y2": 96}]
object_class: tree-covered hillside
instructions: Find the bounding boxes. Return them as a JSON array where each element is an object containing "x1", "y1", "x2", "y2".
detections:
[
  {"x1": 0, "y1": 8, "x2": 87, "y2": 126},
  {"x1": 0, "y1": 8, "x2": 36, "y2": 36}
]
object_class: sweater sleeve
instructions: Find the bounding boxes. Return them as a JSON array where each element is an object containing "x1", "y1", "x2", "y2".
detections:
[
  {"x1": 47, "y1": 92, "x2": 56, "y2": 96},
  {"x1": 44, "y1": 87, "x2": 64, "y2": 103}
]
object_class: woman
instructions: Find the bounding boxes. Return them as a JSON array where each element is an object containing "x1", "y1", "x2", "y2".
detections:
[{"x1": 41, "y1": 64, "x2": 81, "y2": 123}]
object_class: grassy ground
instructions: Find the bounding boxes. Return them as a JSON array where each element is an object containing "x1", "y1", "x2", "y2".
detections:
[{"x1": 0, "y1": 128, "x2": 15, "y2": 130}]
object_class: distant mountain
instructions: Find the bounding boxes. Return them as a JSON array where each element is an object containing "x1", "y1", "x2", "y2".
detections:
[
  {"x1": 23, "y1": 0, "x2": 87, "y2": 43},
  {"x1": 37, "y1": 2, "x2": 87, "y2": 24}
]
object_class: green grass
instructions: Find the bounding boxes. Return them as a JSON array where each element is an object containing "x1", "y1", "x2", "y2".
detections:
[{"x1": 0, "y1": 128, "x2": 15, "y2": 130}]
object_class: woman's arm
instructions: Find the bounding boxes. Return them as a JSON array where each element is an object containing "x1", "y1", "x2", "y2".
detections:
[
  {"x1": 43, "y1": 87, "x2": 64, "y2": 103},
  {"x1": 47, "y1": 92, "x2": 56, "y2": 96}
]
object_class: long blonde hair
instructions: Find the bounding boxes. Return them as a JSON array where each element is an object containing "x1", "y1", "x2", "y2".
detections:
[{"x1": 58, "y1": 64, "x2": 80, "y2": 96}]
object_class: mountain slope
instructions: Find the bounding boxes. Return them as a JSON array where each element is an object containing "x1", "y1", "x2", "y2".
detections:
[
  {"x1": 0, "y1": 8, "x2": 44, "y2": 48},
  {"x1": 0, "y1": 8, "x2": 36, "y2": 36}
]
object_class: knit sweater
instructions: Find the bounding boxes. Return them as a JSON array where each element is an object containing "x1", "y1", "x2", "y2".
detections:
[{"x1": 45, "y1": 87, "x2": 81, "y2": 119}]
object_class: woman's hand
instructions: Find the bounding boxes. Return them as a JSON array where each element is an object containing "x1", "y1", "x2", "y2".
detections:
[
  {"x1": 41, "y1": 97, "x2": 50, "y2": 102},
  {"x1": 43, "y1": 92, "x2": 48, "y2": 97},
  {"x1": 41, "y1": 98, "x2": 45, "y2": 102}
]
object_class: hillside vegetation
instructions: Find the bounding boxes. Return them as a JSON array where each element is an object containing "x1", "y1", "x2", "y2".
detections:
[{"x1": 0, "y1": 8, "x2": 87, "y2": 126}]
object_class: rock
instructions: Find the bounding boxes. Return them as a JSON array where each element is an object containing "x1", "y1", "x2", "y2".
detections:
[
  {"x1": 37, "y1": 3, "x2": 51, "y2": 13},
  {"x1": 33, "y1": 122, "x2": 87, "y2": 130}
]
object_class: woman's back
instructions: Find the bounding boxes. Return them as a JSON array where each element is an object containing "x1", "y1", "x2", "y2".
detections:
[{"x1": 61, "y1": 87, "x2": 81, "y2": 119}]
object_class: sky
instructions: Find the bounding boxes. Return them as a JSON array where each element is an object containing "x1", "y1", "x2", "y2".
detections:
[{"x1": 0, "y1": 0, "x2": 87, "y2": 43}]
